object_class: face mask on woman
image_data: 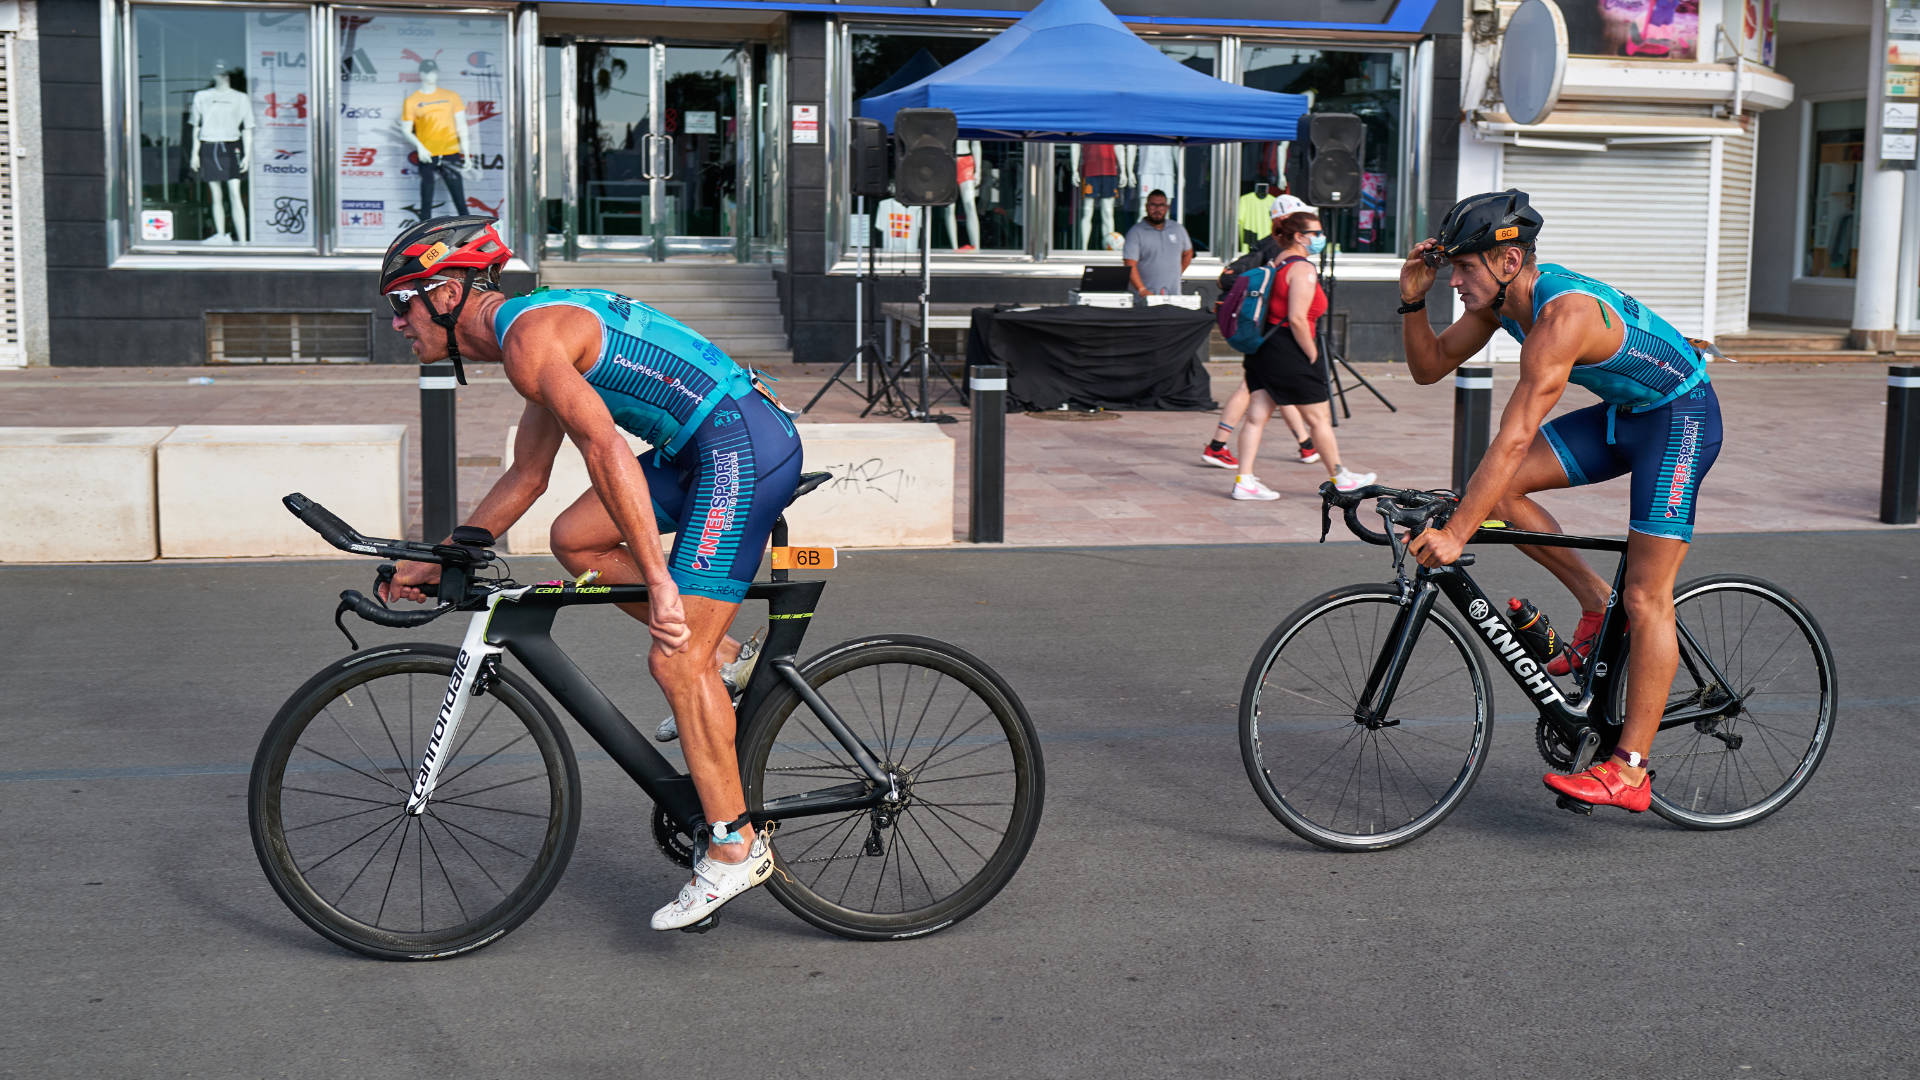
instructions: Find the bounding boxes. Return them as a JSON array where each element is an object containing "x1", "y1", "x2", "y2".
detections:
[{"x1": 1306, "y1": 234, "x2": 1328, "y2": 255}]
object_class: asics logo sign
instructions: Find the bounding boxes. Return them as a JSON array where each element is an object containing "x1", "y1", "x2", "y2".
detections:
[
  {"x1": 1474, "y1": 614, "x2": 1566, "y2": 706},
  {"x1": 412, "y1": 649, "x2": 471, "y2": 801}
]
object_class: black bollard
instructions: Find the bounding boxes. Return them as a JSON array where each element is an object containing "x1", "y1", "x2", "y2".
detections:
[
  {"x1": 1883, "y1": 364, "x2": 1920, "y2": 525},
  {"x1": 969, "y1": 365, "x2": 1007, "y2": 543},
  {"x1": 1452, "y1": 365, "x2": 1493, "y2": 493},
  {"x1": 420, "y1": 362, "x2": 459, "y2": 542}
]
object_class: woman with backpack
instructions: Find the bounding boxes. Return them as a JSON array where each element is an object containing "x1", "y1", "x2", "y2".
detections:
[{"x1": 1221, "y1": 210, "x2": 1376, "y2": 501}]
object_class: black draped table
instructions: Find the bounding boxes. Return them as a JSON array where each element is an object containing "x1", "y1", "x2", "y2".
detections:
[{"x1": 964, "y1": 305, "x2": 1218, "y2": 412}]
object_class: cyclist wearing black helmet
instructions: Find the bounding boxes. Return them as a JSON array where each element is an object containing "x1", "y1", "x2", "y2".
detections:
[
  {"x1": 1396, "y1": 189, "x2": 1723, "y2": 816},
  {"x1": 376, "y1": 216, "x2": 799, "y2": 927}
]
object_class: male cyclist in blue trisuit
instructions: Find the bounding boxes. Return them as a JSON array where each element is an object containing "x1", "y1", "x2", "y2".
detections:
[
  {"x1": 374, "y1": 216, "x2": 801, "y2": 927},
  {"x1": 1396, "y1": 190, "x2": 1723, "y2": 815}
]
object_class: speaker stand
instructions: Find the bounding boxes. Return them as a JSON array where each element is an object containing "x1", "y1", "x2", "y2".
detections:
[
  {"x1": 867, "y1": 206, "x2": 959, "y2": 424},
  {"x1": 804, "y1": 196, "x2": 902, "y2": 415},
  {"x1": 1316, "y1": 207, "x2": 1397, "y2": 427}
]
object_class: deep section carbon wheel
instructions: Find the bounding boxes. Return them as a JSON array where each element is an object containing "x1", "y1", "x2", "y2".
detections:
[
  {"x1": 740, "y1": 636, "x2": 1044, "y2": 940},
  {"x1": 1240, "y1": 584, "x2": 1494, "y2": 851},
  {"x1": 249, "y1": 644, "x2": 580, "y2": 960}
]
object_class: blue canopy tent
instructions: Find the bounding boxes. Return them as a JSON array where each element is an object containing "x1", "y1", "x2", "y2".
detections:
[{"x1": 858, "y1": 0, "x2": 1310, "y2": 144}]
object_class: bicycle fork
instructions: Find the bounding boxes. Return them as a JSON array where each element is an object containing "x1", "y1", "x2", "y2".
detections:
[
  {"x1": 1352, "y1": 583, "x2": 1440, "y2": 728},
  {"x1": 406, "y1": 602, "x2": 508, "y2": 816}
]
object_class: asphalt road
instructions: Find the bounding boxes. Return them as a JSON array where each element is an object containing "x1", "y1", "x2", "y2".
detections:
[{"x1": 3, "y1": 532, "x2": 1916, "y2": 1079}]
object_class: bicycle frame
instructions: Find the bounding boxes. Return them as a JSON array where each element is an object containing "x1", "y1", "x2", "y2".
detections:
[
  {"x1": 402, "y1": 575, "x2": 894, "y2": 833},
  {"x1": 1355, "y1": 520, "x2": 1746, "y2": 762}
]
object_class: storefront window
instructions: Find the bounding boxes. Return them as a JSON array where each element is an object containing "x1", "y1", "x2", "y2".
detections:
[
  {"x1": 1561, "y1": 0, "x2": 1699, "y2": 61},
  {"x1": 1240, "y1": 45, "x2": 1404, "y2": 256},
  {"x1": 132, "y1": 5, "x2": 314, "y2": 249},
  {"x1": 1804, "y1": 99, "x2": 1865, "y2": 279},
  {"x1": 849, "y1": 31, "x2": 1025, "y2": 254},
  {"x1": 1051, "y1": 40, "x2": 1217, "y2": 257},
  {"x1": 335, "y1": 10, "x2": 511, "y2": 249}
]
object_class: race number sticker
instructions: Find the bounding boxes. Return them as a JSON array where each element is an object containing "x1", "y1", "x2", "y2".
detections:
[{"x1": 771, "y1": 546, "x2": 837, "y2": 570}]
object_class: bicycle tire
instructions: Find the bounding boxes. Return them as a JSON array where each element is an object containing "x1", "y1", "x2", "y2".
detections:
[
  {"x1": 740, "y1": 636, "x2": 1044, "y2": 941},
  {"x1": 249, "y1": 644, "x2": 581, "y2": 960},
  {"x1": 1240, "y1": 584, "x2": 1494, "y2": 852},
  {"x1": 1621, "y1": 575, "x2": 1837, "y2": 830}
]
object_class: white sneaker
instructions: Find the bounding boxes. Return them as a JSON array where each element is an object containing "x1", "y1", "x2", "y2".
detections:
[
  {"x1": 1332, "y1": 466, "x2": 1378, "y2": 492},
  {"x1": 655, "y1": 714, "x2": 680, "y2": 742},
  {"x1": 1232, "y1": 475, "x2": 1281, "y2": 501},
  {"x1": 650, "y1": 831, "x2": 774, "y2": 930}
]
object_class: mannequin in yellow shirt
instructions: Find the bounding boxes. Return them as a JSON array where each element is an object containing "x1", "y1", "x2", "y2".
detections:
[{"x1": 397, "y1": 60, "x2": 480, "y2": 217}]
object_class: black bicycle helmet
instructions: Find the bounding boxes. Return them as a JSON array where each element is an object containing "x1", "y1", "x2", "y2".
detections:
[
  {"x1": 1433, "y1": 189, "x2": 1543, "y2": 258},
  {"x1": 380, "y1": 216, "x2": 511, "y2": 384},
  {"x1": 1432, "y1": 190, "x2": 1543, "y2": 312}
]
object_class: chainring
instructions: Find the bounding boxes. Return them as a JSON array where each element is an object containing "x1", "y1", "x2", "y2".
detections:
[
  {"x1": 651, "y1": 804, "x2": 697, "y2": 869},
  {"x1": 1535, "y1": 718, "x2": 1578, "y2": 770}
]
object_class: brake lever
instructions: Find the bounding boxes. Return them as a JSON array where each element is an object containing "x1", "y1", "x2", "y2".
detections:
[
  {"x1": 1319, "y1": 497, "x2": 1333, "y2": 543},
  {"x1": 333, "y1": 596, "x2": 361, "y2": 651}
]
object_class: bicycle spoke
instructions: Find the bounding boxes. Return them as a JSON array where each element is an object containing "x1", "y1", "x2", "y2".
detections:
[
  {"x1": 363, "y1": 678, "x2": 412, "y2": 778},
  {"x1": 293, "y1": 741, "x2": 403, "y2": 794},
  {"x1": 332, "y1": 814, "x2": 408, "y2": 909},
  {"x1": 286, "y1": 801, "x2": 398, "y2": 832},
  {"x1": 434, "y1": 772, "x2": 545, "y2": 804},
  {"x1": 303, "y1": 809, "x2": 406, "y2": 874},
  {"x1": 432, "y1": 730, "x2": 531, "y2": 794},
  {"x1": 418, "y1": 821, "x2": 472, "y2": 924},
  {"x1": 375, "y1": 817, "x2": 414, "y2": 928},
  {"x1": 425, "y1": 811, "x2": 508, "y2": 894},
  {"x1": 321, "y1": 699, "x2": 404, "y2": 793},
  {"x1": 432, "y1": 798, "x2": 549, "y2": 819},
  {"x1": 910, "y1": 769, "x2": 1014, "y2": 786},
  {"x1": 280, "y1": 784, "x2": 400, "y2": 808}
]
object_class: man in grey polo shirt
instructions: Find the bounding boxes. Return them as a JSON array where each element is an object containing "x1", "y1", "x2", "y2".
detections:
[{"x1": 1122, "y1": 189, "x2": 1193, "y2": 297}]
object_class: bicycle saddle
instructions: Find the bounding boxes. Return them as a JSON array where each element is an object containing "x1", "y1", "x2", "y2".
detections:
[{"x1": 789, "y1": 471, "x2": 832, "y2": 505}]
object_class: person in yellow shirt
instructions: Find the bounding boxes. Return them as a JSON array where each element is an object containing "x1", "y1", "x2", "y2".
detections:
[{"x1": 397, "y1": 60, "x2": 480, "y2": 218}]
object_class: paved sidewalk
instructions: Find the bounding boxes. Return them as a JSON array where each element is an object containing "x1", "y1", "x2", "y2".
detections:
[{"x1": 0, "y1": 358, "x2": 1907, "y2": 546}]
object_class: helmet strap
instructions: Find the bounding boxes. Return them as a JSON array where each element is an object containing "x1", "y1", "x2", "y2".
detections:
[
  {"x1": 1479, "y1": 250, "x2": 1524, "y2": 314},
  {"x1": 427, "y1": 268, "x2": 479, "y2": 385}
]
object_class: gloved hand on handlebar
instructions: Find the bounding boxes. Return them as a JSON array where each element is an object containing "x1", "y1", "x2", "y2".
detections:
[{"x1": 380, "y1": 561, "x2": 442, "y2": 605}]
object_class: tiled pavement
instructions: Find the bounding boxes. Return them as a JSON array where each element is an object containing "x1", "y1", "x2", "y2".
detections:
[{"x1": 1, "y1": 357, "x2": 1910, "y2": 547}]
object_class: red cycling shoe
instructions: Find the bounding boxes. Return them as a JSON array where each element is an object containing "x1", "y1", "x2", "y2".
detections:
[
  {"x1": 1546, "y1": 610, "x2": 1629, "y2": 676},
  {"x1": 1543, "y1": 760, "x2": 1652, "y2": 813}
]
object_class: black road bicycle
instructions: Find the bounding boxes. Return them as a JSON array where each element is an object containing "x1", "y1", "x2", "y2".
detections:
[
  {"x1": 249, "y1": 480, "x2": 1045, "y2": 959},
  {"x1": 1239, "y1": 482, "x2": 1836, "y2": 852}
]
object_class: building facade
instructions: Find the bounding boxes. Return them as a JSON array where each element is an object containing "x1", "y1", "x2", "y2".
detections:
[{"x1": 36, "y1": 0, "x2": 1463, "y2": 366}]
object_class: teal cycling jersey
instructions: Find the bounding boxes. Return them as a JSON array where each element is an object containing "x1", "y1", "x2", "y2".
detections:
[
  {"x1": 492, "y1": 288, "x2": 755, "y2": 458},
  {"x1": 1498, "y1": 264, "x2": 1709, "y2": 411}
]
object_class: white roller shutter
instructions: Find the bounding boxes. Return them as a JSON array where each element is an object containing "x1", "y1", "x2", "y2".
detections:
[
  {"x1": 1491, "y1": 142, "x2": 1712, "y2": 361},
  {"x1": 1715, "y1": 130, "x2": 1756, "y2": 336}
]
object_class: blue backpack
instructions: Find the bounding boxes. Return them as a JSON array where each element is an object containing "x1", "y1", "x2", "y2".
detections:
[{"x1": 1217, "y1": 256, "x2": 1308, "y2": 353}]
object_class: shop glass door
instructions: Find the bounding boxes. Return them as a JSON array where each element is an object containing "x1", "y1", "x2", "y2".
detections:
[{"x1": 544, "y1": 40, "x2": 747, "y2": 260}]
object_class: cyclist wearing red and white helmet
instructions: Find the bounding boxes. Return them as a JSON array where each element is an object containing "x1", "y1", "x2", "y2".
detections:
[{"x1": 377, "y1": 216, "x2": 799, "y2": 929}]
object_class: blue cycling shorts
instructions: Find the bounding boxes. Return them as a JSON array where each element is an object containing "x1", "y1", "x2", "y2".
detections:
[
  {"x1": 1539, "y1": 383, "x2": 1722, "y2": 543},
  {"x1": 640, "y1": 389, "x2": 803, "y2": 603}
]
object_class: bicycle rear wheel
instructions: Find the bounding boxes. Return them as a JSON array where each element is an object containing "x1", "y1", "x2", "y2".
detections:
[
  {"x1": 740, "y1": 636, "x2": 1044, "y2": 940},
  {"x1": 1240, "y1": 584, "x2": 1493, "y2": 851},
  {"x1": 249, "y1": 645, "x2": 580, "y2": 960},
  {"x1": 1627, "y1": 575, "x2": 1837, "y2": 829}
]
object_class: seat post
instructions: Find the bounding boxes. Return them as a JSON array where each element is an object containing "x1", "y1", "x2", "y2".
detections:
[{"x1": 770, "y1": 515, "x2": 789, "y2": 582}]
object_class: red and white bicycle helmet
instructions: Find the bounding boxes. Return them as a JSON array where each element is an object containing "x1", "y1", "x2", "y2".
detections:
[{"x1": 381, "y1": 216, "x2": 512, "y2": 384}]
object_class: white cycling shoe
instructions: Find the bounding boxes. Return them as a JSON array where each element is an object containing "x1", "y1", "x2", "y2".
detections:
[
  {"x1": 655, "y1": 634, "x2": 761, "y2": 743},
  {"x1": 650, "y1": 831, "x2": 774, "y2": 931}
]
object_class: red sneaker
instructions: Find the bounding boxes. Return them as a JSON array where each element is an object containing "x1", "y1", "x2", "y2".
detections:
[
  {"x1": 1544, "y1": 760, "x2": 1652, "y2": 812},
  {"x1": 1545, "y1": 610, "x2": 1628, "y2": 676},
  {"x1": 1298, "y1": 441, "x2": 1321, "y2": 464},
  {"x1": 1201, "y1": 444, "x2": 1239, "y2": 469}
]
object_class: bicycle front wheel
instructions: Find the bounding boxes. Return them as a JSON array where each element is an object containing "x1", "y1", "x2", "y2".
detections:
[
  {"x1": 249, "y1": 645, "x2": 581, "y2": 960},
  {"x1": 1628, "y1": 575, "x2": 1837, "y2": 829},
  {"x1": 1240, "y1": 584, "x2": 1494, "y2": 851},
  {"x1": 741, "y1": 636, "x2": 1044, "y2": 941}
]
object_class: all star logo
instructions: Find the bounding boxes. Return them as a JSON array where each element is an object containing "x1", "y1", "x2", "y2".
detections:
[{"x1": 1469, "y1": 599, "x2": 1490, "y2": 621}]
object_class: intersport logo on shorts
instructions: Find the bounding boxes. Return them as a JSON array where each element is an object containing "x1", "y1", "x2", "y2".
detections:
[{"x1": 691, "y1": 452, "x2": 742, "y2": 571}]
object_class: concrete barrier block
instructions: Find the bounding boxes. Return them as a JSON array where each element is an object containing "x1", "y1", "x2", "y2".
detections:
[
  {"x1": 786, "y1": 423, "x2": 954, "y2": 547},
  {"x1": 158, "y1": 425, "x2": 408, "y2": 558},
  {"x1": 0, "y1": 427, "x2": 173, "y2": 563},
  {"x1": 501, "y1": 421, "x2": 954, "y2": 554}
]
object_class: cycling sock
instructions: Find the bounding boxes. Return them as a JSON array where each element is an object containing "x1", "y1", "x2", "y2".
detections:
[{"x1": 1215, "y1": 422, "x2": 1234, "y2": 433}]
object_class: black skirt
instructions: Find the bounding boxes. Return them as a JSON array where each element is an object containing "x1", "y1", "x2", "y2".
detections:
[{"x1": 1243, "y1": 322, "x2": 1329, "y2": 405}]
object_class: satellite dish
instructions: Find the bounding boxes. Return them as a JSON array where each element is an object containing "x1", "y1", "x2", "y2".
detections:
[{"x1": 1500, "y1": 0, "x2": 1569, "y2": 126}]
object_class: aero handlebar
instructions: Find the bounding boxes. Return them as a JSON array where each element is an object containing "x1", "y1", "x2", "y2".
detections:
[{"x1": 283, "y1": 493, "x2": 500, "y2": 640}]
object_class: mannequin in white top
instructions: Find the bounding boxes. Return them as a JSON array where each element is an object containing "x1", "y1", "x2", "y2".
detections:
[
  {"x1": 1071, "y1": 143, "x2": 1133, "y2": 250},
  {"x1": 942, "y1": 139, "x2": 983, "y2": 251},
  {"x1": 1132, "y1": 144, "x2": 1183, "y2": 223},
  {"x1": 189, "y1": 61, "x2": 254, "y2": 244}
]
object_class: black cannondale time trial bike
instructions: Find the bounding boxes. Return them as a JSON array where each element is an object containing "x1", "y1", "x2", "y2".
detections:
[
  {"x1": 249, "y1": 478, "x2": 1044, "y2": 959},
  {"x1": 1239, "y1": 482, "x2": 1836, "y2": 852}
]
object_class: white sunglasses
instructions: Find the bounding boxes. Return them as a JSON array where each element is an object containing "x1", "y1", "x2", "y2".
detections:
[{"x1": 385, "y1": 278, "x2": 454, "y2": 317}]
